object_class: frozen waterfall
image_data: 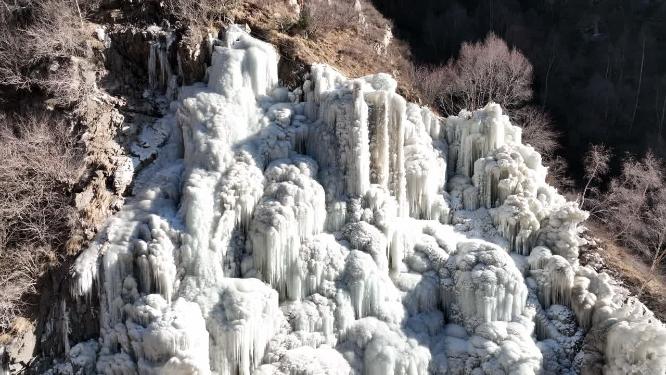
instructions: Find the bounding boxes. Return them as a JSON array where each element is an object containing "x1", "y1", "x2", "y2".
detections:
[{"x1": 61, "y1": 25, "x2": 666, "y2": 375}]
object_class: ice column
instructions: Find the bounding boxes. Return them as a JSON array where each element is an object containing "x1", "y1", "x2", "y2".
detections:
[
  {"x1": 445, "y1": 103, "x2": 521, "y2": 177},
  {"x1": 444, "y1": 241, "x2": 528, "y2": 329},
  {"x1": 247, "y1": 156, "x2": 326, "y2": 300},
  {"x1": 199, "y1": 279, "x2": 280, "y2": 375}
]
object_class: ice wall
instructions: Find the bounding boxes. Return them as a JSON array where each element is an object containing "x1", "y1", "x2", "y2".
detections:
[{"x1": 62, "y1": 25, "x2": 666, "y2": 375}]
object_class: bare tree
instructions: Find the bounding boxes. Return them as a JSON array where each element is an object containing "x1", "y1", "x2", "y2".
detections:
[
  {"x1": 408, "y1": 35, "x2": 567, "y2": 191},
  {"x1": 580, "y1": 144, "x2": 612, "y2": 210},
  {"x1": 631, "y1": 187, "x2": 666, "y2": 295},
  {"x1": 614, "y1": 154, "x2": 666, "y2": 293},
  {"x1": 629, "y1": 36, "x2": 646, "y2": 132},
  {"x1": 435, "y1": 32, "x2": 533, "y2": 116},
  {"x1": 586, "y1": 151, "x2": 666, "y2": 293},
  {"x1": 607, "y1": 153, "x2": 662, "y2": 238}
]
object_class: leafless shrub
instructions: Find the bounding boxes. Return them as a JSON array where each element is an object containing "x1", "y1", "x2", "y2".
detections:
[
  {"x1": 0, "y1": 23, "x2": 32, "y2": 90},
  {"x1": 0, "y1": 112, "x2": 83, "y2": 330},
  {"x1": 0, "y1": 0, "x2": 88, "y2": 104},
  {"x1": 512, "y1": 105, "x2": 560, "y2": 158},
  {"x1": 0, "y1": 246, "x2": 57, "y2": 331},
  {"x1": 545, "y1": 155, "x2": 575, "y2": 192},
  {"x1": 43, "y1": 58, "x2": 96, "y2": 108},
  {"x1": 638, "y1": 188, "x2": 666, "y2": 292},
  {"x1": 418, "y1": 33, "x2": 533, "y2": 116},
  {"x1": 0, "y1": 112, "x2": 83, "y2": 249},
  {"x1": 585, "y1": 149, "x2": 666, "y2": 292},
  {"x1": 22, "y1": 0, "x2": 87, "y2": 62},
  {"x1": 408, "y1": 64, "x2": 447, "y2": 109},
  {"x1": 600, "y1": 153, "x2": 662, "y2": 238},
  {"x1": 298, "y1": 0, "x2": 361, "y2": 39},
  {"x1": 167, "y1": 0, "x2": 241, "y2": 25}
]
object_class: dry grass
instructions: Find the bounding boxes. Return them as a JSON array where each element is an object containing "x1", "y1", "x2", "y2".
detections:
[
  {"x1": 297, "y1": 0, "x2": 361, "y2": 39},
  {"x1": 584, "y1": 221, "x2": 666, "y2": 320},
  {"x1": 0, "y1": 318, "x2": 32, "y2": 346},
  {"x1": 167, "y1": 0, "x2": 241, "y2": 26}
]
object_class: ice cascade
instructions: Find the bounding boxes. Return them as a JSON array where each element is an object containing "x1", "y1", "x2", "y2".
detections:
[{"x1": 62, "y1": 25, "x2": 666, "y2": 375}]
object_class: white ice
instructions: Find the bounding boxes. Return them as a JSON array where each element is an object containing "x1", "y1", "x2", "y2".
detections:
[{"x1": 63, "y1": 25, "x2": 666, "y2": 375}]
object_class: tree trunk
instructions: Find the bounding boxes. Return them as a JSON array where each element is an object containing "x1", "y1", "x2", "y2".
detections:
[
  {"x1": 72, "y1": 0, "x2": 83, "y2": 25},
  {"x1": 630, "y1": 37, "x2": 646, "y2": 132},
  {"x1": 659, "y1": 94, "x2": 666, "y2": 138},
  {"x1": 543, "y1": 51, "x2": 556, "y2": 107}
]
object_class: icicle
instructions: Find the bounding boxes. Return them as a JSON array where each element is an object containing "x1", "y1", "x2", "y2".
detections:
[
  {"x1": 367, "y1": 91, "x2": 390, "y2": 188},
  {"x1": 447, "y1": 241, "x2": 528, "y2": 329},
  {"x1": 490, "y1": 195, "x2": 540, "y2": 255},
  {"x1": 148, "y1": 41, "x2": 158, "y2": 89},
  {"x1": 462, "y1": 186, "x2": 479, "y2": 210},
  {"x1": 537, "y1": 202, "x2": 589, "y2": 264},
  {"x1": 528, "y1": 246, "x2": 552, "y2": 271},
  {"x1": 248, "y1": 157, "x2": 326, "y2": 300},
  {"x1": 571, "y1": 276, "x2": 596, "y2": 331},
  {"x1": 324, "y1": 201, "x2": 347, "y2": 232},
  {"x1": 204, "y1": 279, "x2": 279, "y2": 375},
  {"x1": 446, "y1": 103, "x2": 528, "y2": 182},
  {"x1": 70, "y1": 241, "x2": 102, "y2": 299},
  {"x1": 530, "y1": 253, "x2": 574, "y2": 308},
  {"x1": 343, "y1": 251, "x2": 403, "y2": 323}
]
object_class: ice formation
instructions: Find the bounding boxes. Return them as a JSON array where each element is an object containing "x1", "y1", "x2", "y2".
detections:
[{"x1": 61, "y1": 25, "x2": 666, "y2": 375}]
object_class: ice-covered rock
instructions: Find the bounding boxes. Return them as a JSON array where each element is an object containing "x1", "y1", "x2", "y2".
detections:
[{"x1": 64, "y1": 25, "x2": 665, "y2": 375}]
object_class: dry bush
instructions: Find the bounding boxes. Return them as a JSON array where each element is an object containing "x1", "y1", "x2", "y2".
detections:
[
  {"x1": 545, "y1": 155, "x2": 575, "y2": 192},
  {"x1": 22, "y1": 0, "x2": 87, "y2": 62},
  {"x1": 601, "y1": 152, "x2": 663, "y2": 241},
  {"x1": 417, "y1": 33, "x2": 533, "y2": 116},
  {"x1": 0, "y1": 246, "x2": 57, "y2": 331},
  {"x1": 408, "y1": 64, "x2": 448, "y2": 109},
  {"x1": 511, "y1": 105, "x2": 560, "y2": 158},
  {"x1": 167, "y1": 0, "x2": 241, "y2": 25},
  {"x1": 298, "y1": 0, "x2": 361, "y2": 39},
  {"x1": 585, "y1": 149, "x2": 666, "y2": 290},
  {"x1": 0, "y1": 0, "x2": 90, "y2": 331},
  {"x1": 0, "y1": 22, "x2": 32, "y2": 90},
  {"x1": 0, "y1": 0, "x2": 89, "y2": 104},
  {"x1": 0, "y1": 112, "x2": 83, "y2": 331},
  {"x1": 608, "y1": 153, "x2": 666, "y2": 288},
  {"x1": 0, "y1": 112, "x2": 82, "y2": 247}
]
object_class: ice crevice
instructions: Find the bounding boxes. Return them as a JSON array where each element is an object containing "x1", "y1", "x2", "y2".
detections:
[{"x1": 62, "y1": 25, "x2": 666, "y2": 375}]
